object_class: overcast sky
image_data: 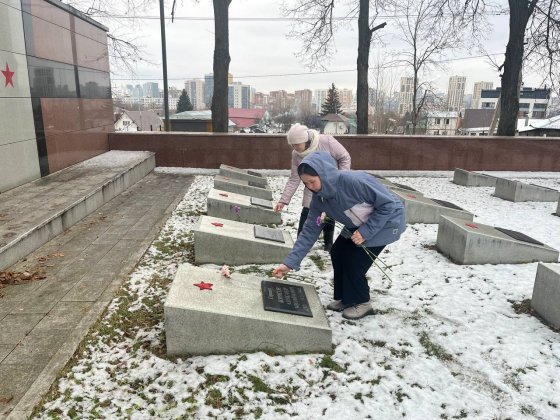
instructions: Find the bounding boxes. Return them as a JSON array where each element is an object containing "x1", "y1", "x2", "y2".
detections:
[{"x1": 101, "y1": 0, "x2": 547, "y2": 95}]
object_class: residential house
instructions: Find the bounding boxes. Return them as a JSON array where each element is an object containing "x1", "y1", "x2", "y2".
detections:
[
  {"x1": 321, "y1": 113, "x2": 350, "y2": 134},
  {"x1": 228, "y1": 108, "x2": 270, "y2": 131},
  {"x1": 169, "y1": 110, "x2": 235, "y2": 132},
  {"x1": 115, "y1": 110, "x2": 163, "y2": 132},
  {"x1": 426, "y1": 111, "x2": 461, "y2": 135}
]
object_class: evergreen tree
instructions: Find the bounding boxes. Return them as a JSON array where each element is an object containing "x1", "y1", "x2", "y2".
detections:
[
  {"x1": 320, "y1": 83, "x2": 343, "y2": 116},
  {"x1": 177, "y1": 89, "x2": 193, "y2": 113}
]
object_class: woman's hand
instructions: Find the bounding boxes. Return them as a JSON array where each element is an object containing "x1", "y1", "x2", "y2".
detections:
[
  {"x1": 351, "y1": 230, "x2": 365, "y2": 245},
  {"x1": 272, "y1": 264, "x2": 291, "y2": 279},
  {"x1": 274, "y1": 202, "x2": 285, "y2": 213}
]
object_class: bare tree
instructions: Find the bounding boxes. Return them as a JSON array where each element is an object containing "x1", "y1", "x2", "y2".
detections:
[
  {"x1": 388, "y1": 0, "x2": 465, "y2": 134},
  {"x1": 283, "y1": 1, "x2": 386, "y2": 134},
  {"x1": 66, "y1": 0, "x2": 154, "y2": 73},
  {"x1": 211, "y1": 0, "x2": 232, "y2": 132}
]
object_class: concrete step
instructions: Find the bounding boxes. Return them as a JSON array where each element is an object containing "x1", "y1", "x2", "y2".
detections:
[{"x1": 0, "y1": 151, "x2": 155, "y2": 271}]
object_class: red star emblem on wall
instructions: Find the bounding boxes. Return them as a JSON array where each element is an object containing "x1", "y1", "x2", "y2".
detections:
[
  {"x1": 2, "y1": 63, "x2": 14, "y2": 88},
  {"x1": 194, "y1": 281, "x2": 213, "y2": 290}
]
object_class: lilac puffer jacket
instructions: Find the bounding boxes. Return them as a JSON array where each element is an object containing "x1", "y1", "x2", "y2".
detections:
[{"x1": 279, "y1": 134, "x2": 351, "y2": 208}]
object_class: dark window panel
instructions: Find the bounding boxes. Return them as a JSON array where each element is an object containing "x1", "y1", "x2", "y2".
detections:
[{"x1": 27, "y1": 56, "x2": 77, "y2": 98}]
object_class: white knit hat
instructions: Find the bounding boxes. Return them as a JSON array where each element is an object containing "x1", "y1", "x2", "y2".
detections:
[{"x1": 286, "y1": 123, "x2": 309, "y2": 145}]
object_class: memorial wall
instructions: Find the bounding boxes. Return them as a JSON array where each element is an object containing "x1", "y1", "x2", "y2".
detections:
[{"x1": 0, "y1": 0, "x2": 112, "y2": 193}]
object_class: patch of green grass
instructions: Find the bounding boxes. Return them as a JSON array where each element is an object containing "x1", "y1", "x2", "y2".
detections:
[
  {"x1": 511, "y1": 299, "x2": 532, "y2": 314},
  {"x1": 452, "y1": 409, "x2": 468, "y2": 419},
  {"x1": 419, "y1": 331, "x2": 453, "y2": 361},
  {"x1": 205, "y1": 388, "x2": 223, "y2": 409},
  {"x1": 248, "y1": 374, "x2": 273, "y2": 394},
  {"x1": 205, "y1": 374, "x2": 230, "y2": 386},
  {"x1": 319, "y1": 355, "x2": 345, "y2": 373},
  {"x1": 236, "y1": 265, "x2": 270, "y2": 276},
  {"x1": 393, "y1": 387, "x2": 410, "y2": 403},
  {"x1": 309, "y1": 254, "x2": 325, "y2": 271},
  {"x1": 520, "y1": 405, "x2": 537, "y2": 416}
]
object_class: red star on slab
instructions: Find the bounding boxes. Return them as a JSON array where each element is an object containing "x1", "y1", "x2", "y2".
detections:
[
  {"x1": 2, "y1": 63, "x2": 14, "y2": 88},
  {"x1": 465, "y1": 223, "x2": 478, "y2": 229},
  {"x1": 194, "y1": 281, "x2": 213, "y2": 290},
  {"x1": 219, "y1": 193, "x2": 229, "y2": 197},
  {"x1": 211, "y1": 222, "x2": 224, "y2": 227},
  {"x1": 407, "y1": 194, "x2": 417, "y2": 199}
]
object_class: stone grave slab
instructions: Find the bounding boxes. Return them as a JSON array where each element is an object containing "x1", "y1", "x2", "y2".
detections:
[
  {"x1": 436, "y1": 215, "x2": 559, "y2": 265},
  {"x1": 214, "y1": 175, "x2": 273, "y2": 201},
  {"x1": 164, "y1": 264, "x2": 332, "y2": 355},
  {"x1": 531, "y1": 263, "x2": 560, "y2": 329},
  {"x1": 494, "y1": 178, "x2": 560, "y2": 202},
  {"x1": 394, "y1": 191, "x2": 473, "y2": 224},
  {"x1": 193, "y1": 215, "x2": 293, "y2": 264},
  {"x1": 219, "y1": 164, "x2": 268, "y2": 188},
  {"x1": 452, "y1": 168, "x2": 497, "y2": 187},
  {"x1": 207, "y1": 189, "x2": 281, "y2": 225}
]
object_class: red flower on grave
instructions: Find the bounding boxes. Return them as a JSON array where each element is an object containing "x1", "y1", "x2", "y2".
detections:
[
  {"x1": 407, "y1": 194, "x2": 417, "y2": 199},
  {"x1": 219, "y1": 193, "x2": 229, "y2": 197},
  {"x1": 2, "y1": 63, "x2": 15, "y2": 87},
  {"x1": 194, "y1": 281, "x2": 213, "y2": 290},
  {"x1": 211, "y1": 222, "x2": 224, "y2": 227},
  {"x1": 465, "y1": 223, "x2": 478, "y2": 229}
]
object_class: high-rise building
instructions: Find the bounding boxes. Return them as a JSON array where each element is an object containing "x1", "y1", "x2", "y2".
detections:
[
  {"x1": 398, "y1": 77, "x2": 414, "y2": 115},
  {"x1": 295, "y1": 89, "x2": 312, "y2": 115},
  {"x1": 227, "y1": 82, "x2": 251, "y2": 109},
  {"x1": 313, "y1": 89, "x2": 328, "y2": 113},
  {"x1": 185, "y1": 79, "x2": 205, "y2": 110},
  {"x1": 447, "y1": 76, "x2": 466, "y2": 111},
  {"x1": 142, "y1": 82, "x2": 159, "y2": 98},
  {"x1": 254, "y1": 92, "x2": 269, "y2": 108},
  {"x1": 269, "y1": 90, "x2": 288, "y2": 114},
  {"x1": 472, "y1": 81, "x2": 493, "y2": 109},
  {"x1": 204, "y1": 73, "x2": 214, "y2": 108},
  {"x1": 339, "y1": 88, "x2": 354, "y2": 110}
]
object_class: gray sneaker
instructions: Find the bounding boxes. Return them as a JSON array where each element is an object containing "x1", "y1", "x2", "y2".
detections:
[
  {"x1": 326, "y1": 300, "x2": 349, "y2": 312},
  {"x1": 342, "y1": 301, "x2": 375, "y2": 319}
]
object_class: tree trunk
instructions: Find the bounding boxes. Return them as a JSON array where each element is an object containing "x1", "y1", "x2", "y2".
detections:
[
  {"x1": 497, "y1": 0, "x2": 535, "y2": 136},
  {"x1": 211, "y1": 0, "x2": 231, "y2": 132},
  {"x1": 356, "y1": 0, "x2": 371, "y2": 134},
  {"x1": 356, "y1": 1, "x2": 386, "y2": 135}
]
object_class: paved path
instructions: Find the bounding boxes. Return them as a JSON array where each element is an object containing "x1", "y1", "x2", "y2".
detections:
[{"x1": 0, "y1": 171, "x2": 193, "y2": 419}]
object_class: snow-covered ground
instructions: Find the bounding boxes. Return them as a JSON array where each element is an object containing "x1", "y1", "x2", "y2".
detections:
[{"x1": 37, "y1": 171, "x2": 560, "y2": 419}]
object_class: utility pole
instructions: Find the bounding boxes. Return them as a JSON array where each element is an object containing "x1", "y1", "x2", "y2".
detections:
[{"x1": 159, "y1": 0, "x2": 170, "y2": 131}]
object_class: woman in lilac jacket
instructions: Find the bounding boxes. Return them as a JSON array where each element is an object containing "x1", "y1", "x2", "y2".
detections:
[
  {"x1": 274, "y1": 123, "x2": 351, "y2": 251},
  {"x1": 273, "y1": 151, "x2": 406, "y2": 320}
]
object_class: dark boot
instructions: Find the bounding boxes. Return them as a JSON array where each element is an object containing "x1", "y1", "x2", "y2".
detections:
[{"x1": 323, "y1": 228, "x2": 334, "y2": 252}]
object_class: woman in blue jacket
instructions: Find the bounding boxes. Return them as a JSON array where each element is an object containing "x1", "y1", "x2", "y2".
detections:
[{"x1": 272, "y1": 151, "x2": 406, "y2": 320}]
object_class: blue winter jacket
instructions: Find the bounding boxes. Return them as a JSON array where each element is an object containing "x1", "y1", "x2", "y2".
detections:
[{"x1": 283, "y1": 151, "x2": 406, "y2": 270}]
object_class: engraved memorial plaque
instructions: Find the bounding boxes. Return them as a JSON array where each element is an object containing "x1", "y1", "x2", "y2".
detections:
[
  {"x1": 254, "y1": 226, "x2": 285, "y2": 243},
  {"x1": 251, "y1": 197, "x2": 274, "y2": 209},
  {"x1": 248, "y1": 181, "x2": 265, "y2": 188},
  {"x1": 261, "y1": 281, "x2": 312, "y2": 317},
  {"x1": 247, "y1": 170, "x2": 263, "y2": 177},
  {"x1": 431, "y1": 198, "x2": 465, "y2": 211},
  {"x1": 495, "y1": 227, "x2": 545, "y2": 246}
]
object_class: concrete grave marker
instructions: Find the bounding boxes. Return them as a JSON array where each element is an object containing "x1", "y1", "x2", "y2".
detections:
[
  {"x1": 394, "y1": 191, "x2": 473, "y2": 224},
  {"x1": 214, "y1": 174, "x2": 273, "y2": 201},
  {"x1": 453, "y1": 168, "x2": 497, "y2": 187},
  {"x1": 193, "y1": 215, "x2": 293, "y2": 264},
  {"x1": 207, "y1": 188, "x2": 281, "y2": 224},
  {"x1": 372, "y1": 176, "x2": 424, "y2": 197},
  {"x1": 494, "y1": 178, "x2": 560, "y2": 202},
  {"x1": 556, "y1": 198, "x2": 560, "y2": 216},
  {"x1": 436, "y1": 215, "x2": 559, "y2": 265},
  {"x1": 219, "y1": 164, "x2": 268, "y2": 188},
  {"x1": 531, "y1": 263, "x2": 560, "y2": 329},
  {"x1": 165, "y1": 264, "x2": 332, "y2": 355}
]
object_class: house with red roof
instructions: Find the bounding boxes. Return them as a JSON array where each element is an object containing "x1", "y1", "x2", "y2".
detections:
[{"x1": 228, "y1": 108, "x2": 270, "y2": 130}]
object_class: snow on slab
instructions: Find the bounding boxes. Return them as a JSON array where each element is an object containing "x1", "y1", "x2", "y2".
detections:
[
  {"x1": 37, "y1": 173, "x2": 560, "y2": 419},
  {"x1": 78, "y1": 150, "x2": 154, "y2": 168}
]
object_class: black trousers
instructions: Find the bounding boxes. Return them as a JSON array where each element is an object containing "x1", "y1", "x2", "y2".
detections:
[
  {"x1": 330, "y1": 235, "x2": 386, "y2": 305},
  {"x1": 297, "y1": 207, "x2": 334, "y2": 237}
]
